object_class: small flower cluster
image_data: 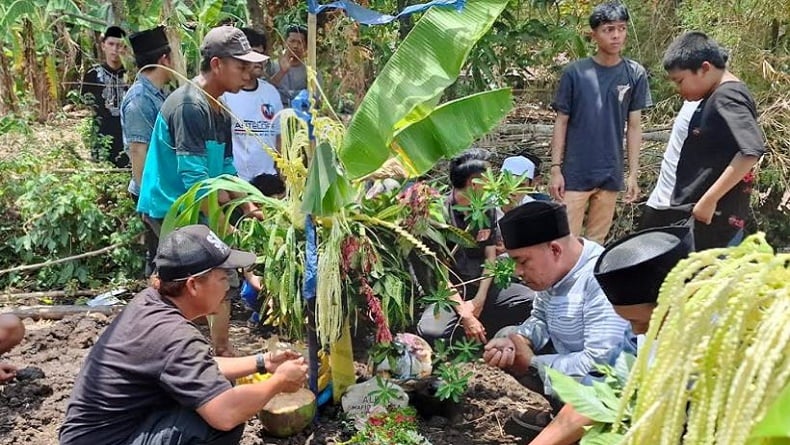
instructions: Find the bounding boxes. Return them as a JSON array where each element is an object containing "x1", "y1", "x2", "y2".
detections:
[{"x1": 347, "y1": 406, "x2": 432, "y2": 445}]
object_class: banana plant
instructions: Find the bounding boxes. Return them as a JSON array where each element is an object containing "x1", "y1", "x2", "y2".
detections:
[
  {"x1": 162, "y1": 0, "x2": 512, "y2": 356},
  {"x1": 339, "y1": 0, "x2": 513, "y2": 179}
]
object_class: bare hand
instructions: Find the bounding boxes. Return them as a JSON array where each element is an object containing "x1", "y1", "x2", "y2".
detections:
[
  {"x1": 272, "y1": 357, "x2": 308, "y2": 393},
  {"x1": 483, "y1": 334, "x2": 534, "y2": 375},
  {"x1": 624, "y1": 174, "x2": 640, "y2": 203},
  {"x1": 549, "y1": 170, "x2": 565, "y2": 202},
  {"x1": 693, "y1": 197, "x2": 717, "y2": 225},
  {"x1": 243, "y1": 203, "x2": 264, "y2": 221},
  {"x1": 0, "y1": 363, "x2": 17, "y2": 383},
  {"x1": 462, "y1": 298, "x2": 484, "y2": 318},
  {"x1": 483, "y1": 337, "x2": 516, "y2": 369},
  {"x1": 460, "y1": 313, "x2": 487, "y2": 343},
  {"x1": 264, "y1": 350, "x2": 302, "y2": 373}
]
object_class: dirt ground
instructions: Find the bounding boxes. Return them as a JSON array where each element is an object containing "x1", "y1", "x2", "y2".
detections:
[{"x1": 0, "y1": 312, "x2": 552, "y2": 445}]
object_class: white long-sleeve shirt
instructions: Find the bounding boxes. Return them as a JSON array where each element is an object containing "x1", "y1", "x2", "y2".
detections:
[{"x1": 517, "y1": 240, "x2": 629, "y2": 387}]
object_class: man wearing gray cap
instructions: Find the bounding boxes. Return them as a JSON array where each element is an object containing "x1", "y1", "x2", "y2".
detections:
[
  {"x1": 60, "y1": 225, "x2": 308, "y2": 445},
  {"x1": 136, "y1": 26, "x2": 267, "y2": 356}
]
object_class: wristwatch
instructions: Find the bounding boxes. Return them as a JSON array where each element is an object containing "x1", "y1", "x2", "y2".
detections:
[{"x1": 255, "y1": 352, "x2": 267, "y2": 374}]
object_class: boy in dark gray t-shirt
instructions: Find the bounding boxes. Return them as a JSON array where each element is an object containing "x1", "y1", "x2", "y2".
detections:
[{"x1": 548, "y1": 1, "x2": 652, "y2": 245}]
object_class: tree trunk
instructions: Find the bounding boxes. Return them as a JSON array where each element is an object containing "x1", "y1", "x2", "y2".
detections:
[
  {"x1": 0, "y1": 42, "x2": 18, "y2": 114},
  {"x1": 108, "y1": 0, "x2": 126, "y2": 24},
  {"x1": 397, "y1": 0, "x2": 413, "y2": 42},
  {"x1": 247, "y1": 0, "x2": 266, "y2": 32},
  {"x1": 22, "y1": 19, "x2": 53, "y2": 121},
  {"x1": 162, "y1": 0, "x2": 187, "y2": 84}
]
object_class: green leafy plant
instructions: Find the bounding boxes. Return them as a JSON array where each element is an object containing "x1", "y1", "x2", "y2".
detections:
[
  {"x1": 749, "y1": 382, "x2": 790, "y2": 442},
  {"x1": 421, "y1": 285, "x2": 460, "y2": 317},
  {"x1": 484, "y1": 257, "x2": 516, "y2": 289},
  {"x1": 546, "y1": 354, "x2": 635, "y2": 445},
  {"x1": 450, "y1": 337, "x2": 483, "y2": 364},
  {"x1": 435, "y1": 362, "x2": 473, "y2": 403},
  {"x1": 369, "y1": 376, "x2": 404, "y2": 408}
]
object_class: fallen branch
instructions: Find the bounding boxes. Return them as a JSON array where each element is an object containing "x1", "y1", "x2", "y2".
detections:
[
  {"x1": 51, "y1": 168, "x2": 131, "y2": 174},
  {"x1": 494, "y1": 123, "x2": 672, "y2": 142},
  {"x1": 0, "y1": 290, "x2": 96, "y2": 300},
  {"x1": 0, "y1": 242, "x2": 126, "y2": 276},
  {"x1": 0, "y1": 304, "x2": 122, "y2": 320}
]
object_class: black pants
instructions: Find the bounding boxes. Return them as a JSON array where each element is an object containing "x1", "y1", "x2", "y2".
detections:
[
  {"x1": 127, "y1": 407, "x2": 244, "y2": 445},
  {"x1": 132, "y1": 194, "x2": 161, "y2": 277},
  {"x1": 639, "y1": 206, "x2": 742, "y2": 251},
  {"x1": 416, "y1": 282, "x2": 535, "y2": 345}
]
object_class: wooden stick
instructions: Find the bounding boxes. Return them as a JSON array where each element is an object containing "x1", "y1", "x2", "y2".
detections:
[
  {"x1": 0, "y1": 242, "x2": 125, "y2": 276},
  {"x1": 0, "y1": 304, "x2": 122, "y2": 320}
]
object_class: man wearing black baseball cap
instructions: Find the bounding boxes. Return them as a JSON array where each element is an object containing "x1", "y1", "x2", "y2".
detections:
[
  {"x1": 61, "y1": 225, "x2": 307, "y2": 445},
  {"x1": 137, "y1": 25, "x2": 267, "y2": 356},
  {"x1": 526, "y1": 225, "x2": 693, "y2": 444}
]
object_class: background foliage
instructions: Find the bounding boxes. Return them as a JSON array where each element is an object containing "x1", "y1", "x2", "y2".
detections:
[{"x1": 0, "y1": 0, "x2": 788, "y2": 295}]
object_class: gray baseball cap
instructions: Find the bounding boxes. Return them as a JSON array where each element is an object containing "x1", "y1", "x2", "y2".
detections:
[{"x1": 200, "y1": 25, "x2": 268, "y2": 63}]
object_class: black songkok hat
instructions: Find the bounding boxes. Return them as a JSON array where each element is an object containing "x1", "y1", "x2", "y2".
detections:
[
  {"x1": 129, "y1": 26, "x2": 170, "y2": 62},
  {"x1": 104, "y1": 26, "x2": 126, "y2": 40},
  {"x1": 498, "y1": 201, "x2": 571, "y2": 249},
  {"x1": 594, "y1": 225, "x2": 694, "y2": 306}
]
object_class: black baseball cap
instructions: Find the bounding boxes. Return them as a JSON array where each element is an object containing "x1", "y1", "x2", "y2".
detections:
[
  {"x1": 200, "y1": 25, "x2": 268, "y2": 63},
  {"x1": 155, "y1": 225, "x2": 256, "y2": 281}
]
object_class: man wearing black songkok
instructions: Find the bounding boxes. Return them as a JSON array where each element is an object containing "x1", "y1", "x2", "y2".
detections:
[
  {"x1": 526, "y1": 224, "x2": 694, "y2": 444},
  {"x1": 483, "y1": 201, "x2": 628, "y2": 400}
]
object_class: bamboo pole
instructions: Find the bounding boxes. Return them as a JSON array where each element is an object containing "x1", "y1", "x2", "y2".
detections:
[{"x1": 306, "y1": 12, "x2": 320, "y2": 397}]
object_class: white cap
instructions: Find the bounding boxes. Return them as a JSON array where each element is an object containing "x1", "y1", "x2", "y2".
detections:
[{"x1": 501, "y1": 156, "x2": 535, "y2": 180}]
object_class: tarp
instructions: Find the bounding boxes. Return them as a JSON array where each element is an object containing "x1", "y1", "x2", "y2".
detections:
[{"x1": 306, "y1": 0, "x2": 465, "y2": 25}]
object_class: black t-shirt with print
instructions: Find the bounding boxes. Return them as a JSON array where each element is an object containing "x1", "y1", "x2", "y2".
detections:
[
  {"x1": 671, "y1": 82, "x2": 765, "y2": 230},
  {"x1": 446, "y1": 196, "x2": 497, "y2": 289},
  {"x1": 81, "y1": 64, "x2": 129, "y2": 167},
  {"x1": 60, "y1": 288, "x2": 231, "y2": 445}
]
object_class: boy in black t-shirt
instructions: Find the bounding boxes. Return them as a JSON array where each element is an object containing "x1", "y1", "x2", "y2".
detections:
[{"x1": 640, "y1": 32, "x2": 765, "y2": 250}]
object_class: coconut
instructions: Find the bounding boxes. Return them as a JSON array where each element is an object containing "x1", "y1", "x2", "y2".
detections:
[{"x1": 258, "y1": 388, "x2": 316, "y2": 438}]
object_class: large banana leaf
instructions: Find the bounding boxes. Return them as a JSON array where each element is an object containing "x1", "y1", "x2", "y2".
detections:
[
  {"x1": 301, "y1": 142, "x2": 353, "y2": 216},
  {"x1": 339, "y1": 0, "x2": 509, "y2": 179},
  {"x1": 393, "y1": 88, "x2": 511, "y2": 175}
]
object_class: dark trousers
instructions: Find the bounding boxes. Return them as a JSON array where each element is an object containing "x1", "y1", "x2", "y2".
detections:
[
  {"x1": 127, "y1": 407, "x2": 244, "y2": 445},
  {"x1": 417, "y1": 282, "x2": 535, "y2": 345},
  {"x1": 639, "y1": 206, "x2": 742, "y2": 250},
  {"x1": 132, "y1": 193, "x2": 161, "y2": 277}
]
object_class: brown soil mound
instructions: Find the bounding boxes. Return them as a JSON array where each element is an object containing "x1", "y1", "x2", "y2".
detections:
[{"x1": 1, "y1": 314, "x2": 551, "y2": 445}]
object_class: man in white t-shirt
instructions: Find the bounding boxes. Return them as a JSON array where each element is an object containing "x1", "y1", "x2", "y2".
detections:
[{"x1": 222, "y1": 27, "x2": 282, "y2": 186}]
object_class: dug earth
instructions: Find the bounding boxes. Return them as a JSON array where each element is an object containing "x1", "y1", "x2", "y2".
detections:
[{"x1": 0, "y1": 314, "x2": 551, "y2": 445}]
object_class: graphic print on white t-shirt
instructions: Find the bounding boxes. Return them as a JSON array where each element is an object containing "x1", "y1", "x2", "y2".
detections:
[
  {"x1": 646, "y1": 100, "x2": 702, "y2": 209},
  {"x1": 222, "y1": 79, "x2": 283, "y2": 181}
]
